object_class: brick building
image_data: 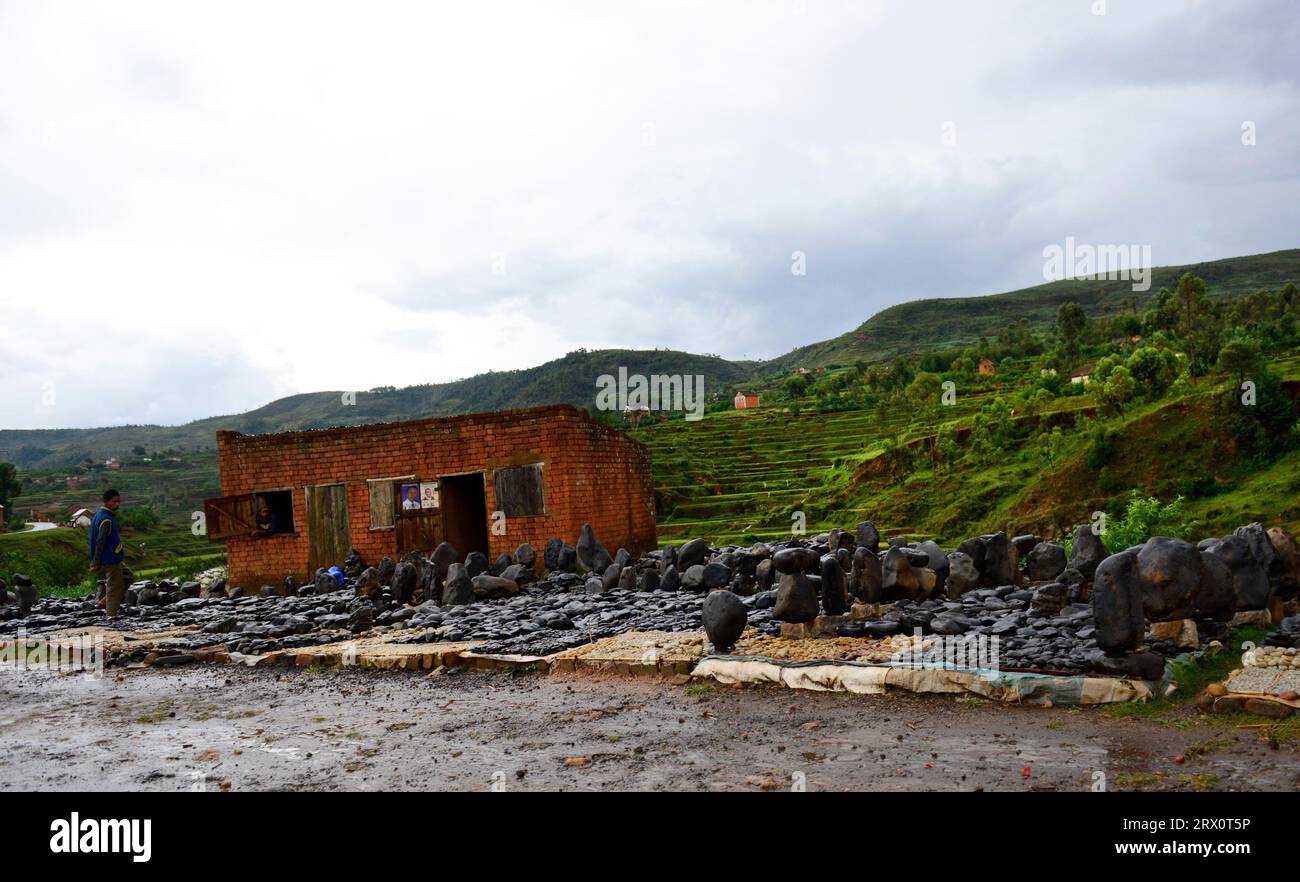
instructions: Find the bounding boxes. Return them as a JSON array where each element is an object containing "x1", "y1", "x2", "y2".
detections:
[{"x1": 205, "y1": 405, "x2": 656, "y2": 590}]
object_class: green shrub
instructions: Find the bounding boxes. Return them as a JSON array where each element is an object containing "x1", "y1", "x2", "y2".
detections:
[
  {"x1": 0, "y1": 546, "x2": 90, "y2": 594},
  {"x1": 118, "y1": 505, "x2": 161, "y2": 529},
  {"x1": 1101, "y1": 492, "x2": 1189, "y2": 553},
  {"x1": 1086, "y1": 425, "x2": 1120, "y2": 470}
]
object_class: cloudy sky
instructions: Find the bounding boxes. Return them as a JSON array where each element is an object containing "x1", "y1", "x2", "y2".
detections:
[{"x1": 1, "y1": 0, "x2": 1296, "y2": 429}]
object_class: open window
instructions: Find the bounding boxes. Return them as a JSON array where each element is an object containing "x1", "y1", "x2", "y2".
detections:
[
  {"x1": 493, "y1": 463, "x2": 545, "y2": 517},
  {"x1": 253, "y1": 490, "x2": 295, "y2": 536},
  {"x1": 203, "y1": 488, "x2": 294, "y2": 541}
]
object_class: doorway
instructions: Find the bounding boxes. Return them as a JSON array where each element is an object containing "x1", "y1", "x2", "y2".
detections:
[{"x1": 439, "y1": 471, "x2": 488, "y2": 557}]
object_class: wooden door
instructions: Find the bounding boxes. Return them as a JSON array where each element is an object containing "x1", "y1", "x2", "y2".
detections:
[
  {"x1": 396, "y1": 509, "x2": 442, "y2": 556},
  {"x1": 305, "y1": 483, "x2": 351, "y2": 573}
]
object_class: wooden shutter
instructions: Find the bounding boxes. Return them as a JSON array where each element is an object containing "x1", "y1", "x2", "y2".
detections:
[
  {"x1": 368, "y1": 475, "x2": 412, "y2": 529},
  {"x1": 493, "y1": 464, "x2": 545, "y2": 516},
  {"x1": 203, "y1": 494, "x2": 259, "y2": 542}
]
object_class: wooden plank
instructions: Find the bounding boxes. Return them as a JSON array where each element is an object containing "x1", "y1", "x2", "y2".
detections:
[
  {"x1": 306, "y1": 483, "x2": 351, "y2": 573},
  {"x1": 203, "y1": 494, "x2": 258, "y2": 542},
  {"x1": 396, "y1": 509, "x2": 442, "y2": 556},
  {"x1": 369, "y1": 480, "x2": 395, "y2": 530},
  {"x1": 493, "y1": 464, "x2": 545, "y2": 516}
]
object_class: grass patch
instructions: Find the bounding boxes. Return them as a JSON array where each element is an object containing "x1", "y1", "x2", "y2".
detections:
[
  {"x1": 1114, "y1": 772, "x2": 1162, "y2": 788},
  {"x1": 1174, "y1": 774, "x2": 1221, "y2": 792},
  {"x1": 1114, "y1": 772, "x2": 1224, "y2": 792},
  {"x1": 1183, "y1": 736, "x2": 1234, "y2": 758},
  {"x1": 1105, "y1": 626, "x2": 1266, "y2": 722},
  {"x1": 685, "y1": 683, "x2": 714, "y2": 696},
  {"x1": 134, "y1": 700, "x2": 174, "y2": 724}
]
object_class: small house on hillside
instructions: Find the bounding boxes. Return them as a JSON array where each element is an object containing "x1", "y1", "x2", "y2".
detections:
[
  {"x1": 734, "y1": 391, "x2": 760, "y2": 410},
  {"x1": 70, "y1": 508, "x2": 94, "y2": 528},
  {"x1": 978, "y1": 358, "x2": 996, "y2": 376}
]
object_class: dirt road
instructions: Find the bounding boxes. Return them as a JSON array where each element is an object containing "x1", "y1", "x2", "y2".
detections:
[{"x1": 0, "y1": 665, "x2": 1294, "y2": 792}]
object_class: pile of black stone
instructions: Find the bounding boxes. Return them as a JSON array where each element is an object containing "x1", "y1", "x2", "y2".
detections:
[
  {"x1": 650, "y1": 519, "x2": 1299, "y2": 677},
  {"x1": 1264, "y1": 615, "x2": 1300, "y2": 648},
  {"x1": 3, "y1": 518, "x2": 1295, "y2": 673}
]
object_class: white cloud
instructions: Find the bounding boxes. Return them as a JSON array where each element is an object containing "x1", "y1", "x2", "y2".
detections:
[{"x1": 1, "y1": 0, "x2": 1296, "y2": 428}]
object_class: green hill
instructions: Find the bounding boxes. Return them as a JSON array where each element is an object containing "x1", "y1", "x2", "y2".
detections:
[
  {"x1": 3, "y1": 247, "x2": 1298, "y2": 579},
  {"x1": 0, "y1": 349, "x2": 756, "y2": 469},
  {"x1": 766, "y1": 249, "x2": 1300, "y2": 371},
  {"x1": 6, "y1": 249, "x2": 1297, "y2": 471}
]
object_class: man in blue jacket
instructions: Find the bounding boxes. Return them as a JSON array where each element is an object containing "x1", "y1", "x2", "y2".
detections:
[{"x1": 89, "y1": 489, "x2": 126, "y2": 617}]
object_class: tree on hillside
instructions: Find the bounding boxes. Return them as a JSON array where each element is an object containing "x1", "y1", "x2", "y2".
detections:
[
  {"x1": 1217, "y1": 338, "x2": 1263, "y2": 387},
  {"x1": 1148, "y1": 287, "x2": 1180, "y2": 335},
  {"x1": 1219, "y1": 366, "x2": 1298, "y2": 462},
  {"x1": 1099, "y1": 365, "x2": 1136, "y2": 416},
  {"x1": 0, "y1": 465, "x2": 21, "y2": 528},
  {"x1": 1281, "y1": 281, "x2": 1297, "y2": 311},
  {"x1": 1056, "y1": 302, "x2": 1088, "y2": 367},
  {"x1": 1125, "y1": 345, "x2": 1180, "y2": 399},
  {"x1": 784, "y1": 374, "x2": 810, "y2": 398},
  {"x1": 0, "y1": 462, "x2": 21, "y2": 523},
  {"x1": 906, "y1": 371, "x2": 944, "y2": 414},
  {"x1": 888, "y1": 356, "x2": 916, "y2": 392},
  {"x1": 1175, "y1": 272, "x2": 1218, "y2": 376},
  {"x1": 934, "y1": 421, "x2": 959, "y2": 472}
]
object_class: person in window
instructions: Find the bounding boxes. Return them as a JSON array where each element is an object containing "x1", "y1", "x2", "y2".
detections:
[
  {"x1": 252, "y1": 500, "x2": 281, "y2": 538},
  {"x1": 402, "y1": 485, "x2": 421, "y2": 511}
]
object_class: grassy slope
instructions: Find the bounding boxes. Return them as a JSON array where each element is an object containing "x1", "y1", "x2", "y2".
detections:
[
  {"x1": 0, "y1": 523, "x2": 221, "y2": 596},
  {"x1": 638, "y1": 350, "x2": 1300, "y2": 547},
  {"x1": 767, "y1": 249, "x2": 1300, "y2": 371},
  {"x1": 815, "y1": 386, "x2": 1300, "y2": 548}
]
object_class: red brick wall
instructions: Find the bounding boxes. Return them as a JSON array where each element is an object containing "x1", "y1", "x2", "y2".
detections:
[{"x1": 215, "y1": 405, "x2": 655, "y2": 590}]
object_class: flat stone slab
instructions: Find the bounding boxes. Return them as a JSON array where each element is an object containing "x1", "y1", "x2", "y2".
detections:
[
  {"x1": 1226, "y1": 666, "x2": 1300, "y2": 696},
  {"x1": 780, "y1": 614, "x2": 855, "y2": 639},
  {"x1": 732, "y1": 631, "x2": 921, "y2": 664},
  {"x1": 550, "y1": 630, "x2": 704, "y2": 676}
]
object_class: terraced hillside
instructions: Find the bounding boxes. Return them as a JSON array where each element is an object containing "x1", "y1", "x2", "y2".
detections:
[
  {"x1": 634, "y1": 378, "x2": 1055, "y2": 543},
  {"x1": 640, "y1": 351, "x2": 1300, "y2": 548}
]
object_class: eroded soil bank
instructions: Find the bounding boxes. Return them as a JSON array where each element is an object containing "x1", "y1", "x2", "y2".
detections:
[{"x1": 0, "y1": 665, "x2": 1295, "y2": 792}]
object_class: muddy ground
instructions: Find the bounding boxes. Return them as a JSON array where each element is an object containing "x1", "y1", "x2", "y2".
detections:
[{"x1": 0, "y1": 665, "x2": 1295, "y2": 792}]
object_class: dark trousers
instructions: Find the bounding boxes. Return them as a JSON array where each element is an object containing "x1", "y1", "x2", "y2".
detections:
[{"x1": 104, "y1": 563, "x2": 125, "y2": 617}]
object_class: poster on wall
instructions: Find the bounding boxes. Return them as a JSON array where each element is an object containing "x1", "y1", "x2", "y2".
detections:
[
  {"x1": 399, "y1": 482, "x2": 422, "y2": 510},
  {"x1": 420, "y1": 481, "x2": 440, "y2": 509}
]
